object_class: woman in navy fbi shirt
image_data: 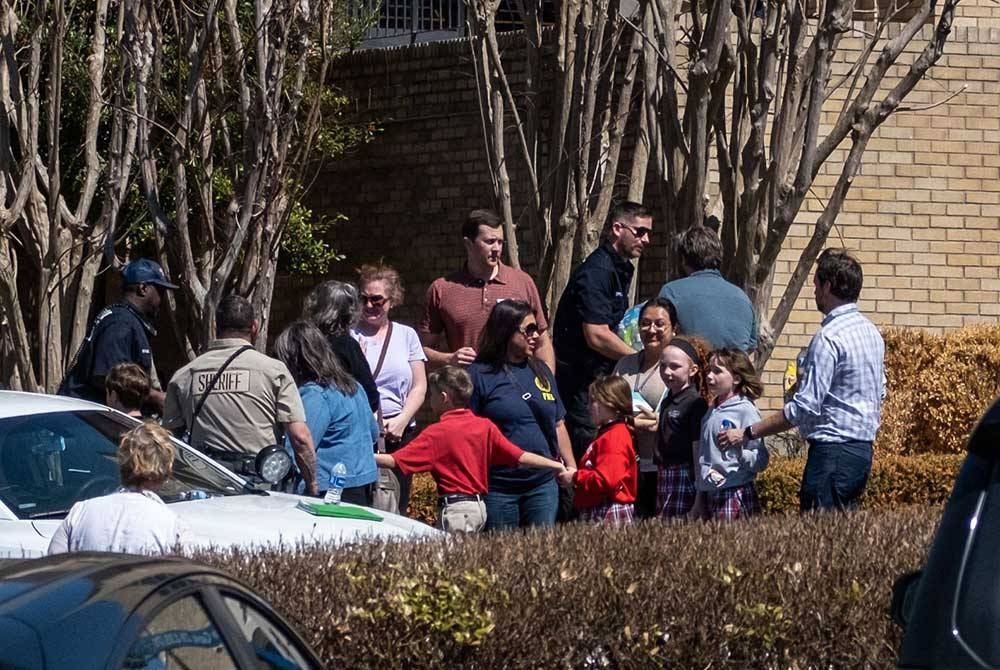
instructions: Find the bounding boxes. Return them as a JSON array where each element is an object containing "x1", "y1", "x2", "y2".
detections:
[{"x1": 469, "y1": 301, "x2": 577, "y2": 530}]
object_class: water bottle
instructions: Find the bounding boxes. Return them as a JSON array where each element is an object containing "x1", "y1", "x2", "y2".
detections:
[{"x1": 324, "y1": 462, "x2": 348, "y2": 504}]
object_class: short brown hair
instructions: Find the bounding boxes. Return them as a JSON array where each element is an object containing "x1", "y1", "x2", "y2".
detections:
[
  {"x1": 588, "y1": 375, "x2": 634, "y2": 425},
  {"x1": 676, "y1": 225, "x2": 723, "y2": 271},
  {"x1": 356, "y1": 262, "x2": 405, "y2": 305},
  {"x1": 105, "y1": 363, "x2": 150, "y2": 412},
  {"x1": 603, "y1": 200, "x2": 652, "y2": 238},
  {"x1": 118, "y1": 422, "x2": 175, "y2": 489},
  {"x1": 708, "y1": 348, "x2": 764, "y2": 401},
  {"x1": 428, "y1": 366, "x2": 474, "y2": 408},
  {"x1": 462, "y1": 209, "x2": 503, "y2": 240}
]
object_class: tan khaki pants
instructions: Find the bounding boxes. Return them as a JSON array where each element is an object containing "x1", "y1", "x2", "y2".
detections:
[{"x1": 437, "y1": 500, "x2": 487, "y2": 533}]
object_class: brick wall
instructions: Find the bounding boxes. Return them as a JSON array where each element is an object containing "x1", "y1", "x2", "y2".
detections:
[{"x1": 298, "y1": 4, "x2": 1000, "y2": 412}]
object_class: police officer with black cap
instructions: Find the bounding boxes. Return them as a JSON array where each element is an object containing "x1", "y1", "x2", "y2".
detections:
[{"x1": 60, "y1": 258, "x2": 177, "y2": 412}]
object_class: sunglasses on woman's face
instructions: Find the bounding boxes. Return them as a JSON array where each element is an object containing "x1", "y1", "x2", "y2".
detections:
[
  {"x1": 362, "y1": 294, "x2": 387, "y2": 307},
  {"x1": 518, "y1": 323, "x2": 540, "y2": 337}
]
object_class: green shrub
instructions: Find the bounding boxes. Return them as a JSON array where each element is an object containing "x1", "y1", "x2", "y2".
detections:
[
  {"x1": 195, "y1": 507, "x2": 942, "y2": 669},
  {"x1": 411, "y1": 453, "x2": 964, "y2": 522},
  {"x1": 757, "y1": 453, "x2": 963, "y2": 513}
]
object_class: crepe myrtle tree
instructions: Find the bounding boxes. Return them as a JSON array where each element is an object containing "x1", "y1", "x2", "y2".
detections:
[
  {"x1": 467, "y1": 0, "x2": 959, "y2": 364},
  {"x1": 0, "y1": 0, "x2": 367, "y2": 391}
]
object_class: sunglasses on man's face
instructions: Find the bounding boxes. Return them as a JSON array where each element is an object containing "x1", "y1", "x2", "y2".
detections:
[
  {"x1": 620, "y1": 223, "x2": 652, "y2": 239},
  {"x1": 518, "y1": 323, "x2": 540, "y2": 338},
  {"x1": 362, "y1": 294, "x2": 387, "y2": 307}
]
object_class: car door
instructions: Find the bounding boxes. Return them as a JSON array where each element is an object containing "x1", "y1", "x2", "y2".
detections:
[
  {"x1": 109, "y1": 575, "x2": 320, "y2": 670},
  {"x1": 116, "y1": 590, "x2": 241, "y2": 670},
  {"x1": 213, "y1": 589, "x2": 321, "y2": 670},
  {"x1": 897, "y1": 399, "x2": 1000, "y2": 669}
]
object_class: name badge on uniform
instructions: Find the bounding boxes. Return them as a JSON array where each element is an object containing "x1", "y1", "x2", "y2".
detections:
[{"x1": 196, "y1": 369, "x2": 250, "y2": 394}]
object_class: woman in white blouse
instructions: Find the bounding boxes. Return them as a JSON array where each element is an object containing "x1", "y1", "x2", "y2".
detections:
[{"x1": 48, "y1": 422, "x2": 190, "y2": 555}]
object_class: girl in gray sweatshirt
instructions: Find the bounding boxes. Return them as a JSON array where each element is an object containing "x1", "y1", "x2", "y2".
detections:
[{"x1": 694, "y1": 348, "x2": 769, "y2": 520}]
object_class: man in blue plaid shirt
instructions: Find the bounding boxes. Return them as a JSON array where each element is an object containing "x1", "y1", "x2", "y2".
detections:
[{"x1": 718, "y1": 248, "x2": 885, "y2": 511}]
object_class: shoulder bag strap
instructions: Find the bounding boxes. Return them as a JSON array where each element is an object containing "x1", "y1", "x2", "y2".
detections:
[
  {"x1": 371, "y1": 323, "x2": 392, "y2": 454},
  {"x1": 190, "y1": 345, "x2": 253, "y2": 431},
  {"x1": 372, "y1": 321, "x2": 393, "y2": 379}
]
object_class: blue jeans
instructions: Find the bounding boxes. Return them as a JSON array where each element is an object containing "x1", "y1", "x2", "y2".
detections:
[
  {"x1": 485, "y1": 478, "x2": 558, "y2": 530},
  {"x1": 800, "y1": 440, "x2": 873, "y2": 512}
]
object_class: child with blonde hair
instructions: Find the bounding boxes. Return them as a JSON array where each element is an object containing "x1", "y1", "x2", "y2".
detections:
[{"x1": 655, "y1": 336, "x2": 710, "y2": 519}]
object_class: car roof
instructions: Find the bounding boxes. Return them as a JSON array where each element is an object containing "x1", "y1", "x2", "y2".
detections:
[
  {"x1": 0, "y1": 390, "x2": 113, "y2": 420},
  {"x1": 0, "y1": 554, "x2": 250, "y2": 670},
  {"x1": 0, "y1": 552, "x2": 234, "y2": 615}
]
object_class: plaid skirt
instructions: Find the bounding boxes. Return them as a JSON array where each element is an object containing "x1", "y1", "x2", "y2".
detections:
[
  {"x1": 705, "y1": 481, "x2": 762, "y2": 521},
  {"x1": 657, "y1": 464, "x2": 696, "y2": 519},
  {"x1": 579, "y1": 502, "x2": 635, "y2": 525}
]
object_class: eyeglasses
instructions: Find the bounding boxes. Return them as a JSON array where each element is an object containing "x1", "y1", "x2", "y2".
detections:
[
  {"x1": 639, "y1": 319, "x2": 671, "y2": 330},
  {"x1": 361, "y1": 294, "x2": 387, "y2": 307},
  {"x1": 617, "y1": 222, "x2": 652, "y2": 239},
  {"x1": 518, "y1": 323, "x2": 540, "y2": 338}
]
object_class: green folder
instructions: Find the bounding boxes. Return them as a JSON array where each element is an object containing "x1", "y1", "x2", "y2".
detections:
[{"x1": 296, "y1": 500, "x2": 384, "y2": 522}]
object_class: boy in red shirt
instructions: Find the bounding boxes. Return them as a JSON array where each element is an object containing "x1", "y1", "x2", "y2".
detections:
[{"x1": 376, "y1": 366, "x2": 568, "y2": 532}]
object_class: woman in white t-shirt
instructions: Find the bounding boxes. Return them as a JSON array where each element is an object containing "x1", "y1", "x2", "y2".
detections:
[
  {"x1": 48, "y1": 422, "x2": 191, "y2": 555},
  {"x1": 612, "y1": 297, "x2": 677, "y2": 519},
  {"x1": 351, "y1": 263, "x2": 428, "y2": 515}
]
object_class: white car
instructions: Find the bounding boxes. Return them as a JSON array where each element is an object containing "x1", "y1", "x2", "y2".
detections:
[{"x1": 0, "y1": 391, "x2": 440, "y2": 557}]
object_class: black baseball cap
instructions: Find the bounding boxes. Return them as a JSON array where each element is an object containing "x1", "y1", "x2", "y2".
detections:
[{"x1": 122, "y1": 259, "x2": 179, "y2": 289}]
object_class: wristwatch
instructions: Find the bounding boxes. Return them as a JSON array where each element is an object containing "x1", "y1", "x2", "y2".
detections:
[{"x1": 743, "y1": 425, "x2": 755, "y2": 443}]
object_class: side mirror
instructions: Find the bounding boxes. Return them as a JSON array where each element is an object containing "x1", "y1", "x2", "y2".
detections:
[{"x1": 891, "y1": 570, "x2": 923, "y2": 628}]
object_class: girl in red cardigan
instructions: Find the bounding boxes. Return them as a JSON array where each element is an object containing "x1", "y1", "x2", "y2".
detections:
[{"x1": 559, "y1": 376, "x2": 638, "y2": 524}]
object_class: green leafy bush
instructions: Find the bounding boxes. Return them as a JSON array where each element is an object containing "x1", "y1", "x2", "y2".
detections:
[
  {"x1": 757, "y1": 454, "x2": 963, "y2": 513},
  {"x1": 410, "y1": 453, "x2": 964, "y2": 523},
  {"x1": 195, "y1": 507, "x2": 941, "y2": 669}
]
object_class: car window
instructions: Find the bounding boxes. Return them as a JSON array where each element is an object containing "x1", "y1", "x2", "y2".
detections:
[
  {"x1": 0, "y1": 411, "x2": 242, "y2": 519},
  {"x1": 122, "y1": 594, "x2": 238, "y2": 670},
  {"x1": 221, "y1": 593, "x2": 317, "y2": 670}
]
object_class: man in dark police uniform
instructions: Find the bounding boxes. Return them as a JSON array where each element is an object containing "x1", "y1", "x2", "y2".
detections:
[
  {"x1": 60, "y1": 258, "x2": 176, "y2": 413},
  {"x1": 553, "y1": 201, "x2": 653, "y2": 459}
]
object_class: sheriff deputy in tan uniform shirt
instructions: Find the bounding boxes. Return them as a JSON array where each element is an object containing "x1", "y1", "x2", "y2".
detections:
[{"x1": 163, "y1": 295, "x2": 317, "y2": 495}]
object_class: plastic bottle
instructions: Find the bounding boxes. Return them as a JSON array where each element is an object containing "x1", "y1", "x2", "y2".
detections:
[{"x1": 324, "y1": 462, "x2": 348, "y2": 505}]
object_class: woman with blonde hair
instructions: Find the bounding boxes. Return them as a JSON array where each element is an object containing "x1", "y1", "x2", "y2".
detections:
[
  {"x1": 350, "y1": 263, "x2": 427, "y2": 514},
  {"x1": 48, "y1": 422, "x2": 191, "y2": 554}
]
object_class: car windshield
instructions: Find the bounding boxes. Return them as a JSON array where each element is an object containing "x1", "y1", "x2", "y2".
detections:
[{"x1": 0, "y1": 410, "x2": 243, "y2": 520}]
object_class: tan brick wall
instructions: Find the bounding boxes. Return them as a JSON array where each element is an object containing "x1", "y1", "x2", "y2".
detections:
[
  {"x1": 299, "y1": 8, "x2": 1000, "y2": 414},
  {"x1": 760, "y1": 9, "x2": 1000, "y2": 410}
]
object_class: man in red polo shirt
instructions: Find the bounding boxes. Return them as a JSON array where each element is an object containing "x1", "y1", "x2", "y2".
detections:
[{"x1": 418, "y1": 209, "x2": 555, "y2": 371}]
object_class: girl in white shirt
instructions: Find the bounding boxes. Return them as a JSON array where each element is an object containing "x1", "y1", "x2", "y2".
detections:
[{"x1": 48, "y1": 422, "x2": 190, "y2": 555}]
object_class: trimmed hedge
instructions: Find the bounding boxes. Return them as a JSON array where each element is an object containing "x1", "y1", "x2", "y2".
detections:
[
  {"x1": 757, "y1": 453, "x2": 963, "y2": 513},
  {"x1": 408, "y1": 453, "x2": 964, "y2": 524},
  {"x1": 195, "y1": 507, "x2": 941, "y2": 669},
  {"x1": 879, "y1": 324, "x2": 1000, "y2": 455}
]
